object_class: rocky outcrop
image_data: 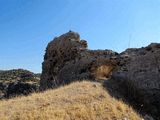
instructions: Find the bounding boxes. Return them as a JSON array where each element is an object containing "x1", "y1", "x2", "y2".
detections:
[
  {"x1": 40, "y1": 31, "x2": 160, "y2": 119},
  {"x1": 112, "y1": 43, "x2": 160, "y2": 119},
  {"x1": 40, "y1": 31, "x2": 117, "y2": 90}
]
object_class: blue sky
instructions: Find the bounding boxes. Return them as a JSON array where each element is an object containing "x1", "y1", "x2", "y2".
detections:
[{"x1": 0, "y1": 0, "x2": 160, "y2": 73}]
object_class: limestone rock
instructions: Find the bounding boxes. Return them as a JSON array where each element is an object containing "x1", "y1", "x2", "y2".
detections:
[{"x1": 40, "y1": 31, "x2": 117, "y2": 90}]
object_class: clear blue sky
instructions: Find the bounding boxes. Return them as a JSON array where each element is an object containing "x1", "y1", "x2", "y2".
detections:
[{"x1": 0, "y1": 0, "x2": 160, "y2": 73}]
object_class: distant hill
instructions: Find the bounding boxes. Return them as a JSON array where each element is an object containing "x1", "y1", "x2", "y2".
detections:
[
  {"x1": 0, "y1": 69, "x2": 40, "y2": 99},
  {"x1": 0, "y1": 81, "x2": 142, "y2": 120}
]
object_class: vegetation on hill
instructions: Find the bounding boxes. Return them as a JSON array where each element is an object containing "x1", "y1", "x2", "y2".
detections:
[
  {"x1": 0, "y1": 69, "x2": 39, "y2": 83},
  {"x1": 0, "y1": 81, "x2": 142, "y2": 120},
  {"x1": 0, "y1": 69, "x2": 40, "y2": 99}
]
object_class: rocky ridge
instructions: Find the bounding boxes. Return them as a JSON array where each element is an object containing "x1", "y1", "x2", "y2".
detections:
[
  {"x1": 40, "y1": 31, "x2": 160, "y2": 119},
  {"x1": 112, "y1": 43, "x2": 160, "y2": 119},
  {"x1": 40, "y1": 31, "x2": 117, "y2": 90}
]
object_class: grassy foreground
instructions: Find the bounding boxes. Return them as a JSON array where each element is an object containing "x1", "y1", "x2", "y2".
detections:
[{"x1": 0, "y1": 81, "x2": 142, "y2": 120}]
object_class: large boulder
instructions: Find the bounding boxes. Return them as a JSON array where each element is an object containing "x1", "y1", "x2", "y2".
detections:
[{"x1": 40, "y1": 31, "x2": 117, "y2": 90}]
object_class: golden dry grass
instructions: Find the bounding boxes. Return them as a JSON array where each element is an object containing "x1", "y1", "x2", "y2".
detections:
[
  {"x1": 94, "y1": 65, "x2": 114, "y2": 80},
  {"x1": 0, "y1": 81, "x2": 142, "y2": 120}
]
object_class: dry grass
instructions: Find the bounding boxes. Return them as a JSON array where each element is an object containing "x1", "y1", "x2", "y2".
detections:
[
  {"x1": 94, "y1": 65, "x2": 114, "y2": 79},
  {"x1": 0, "y1": 81, "x2": 142, "y2": 120}
]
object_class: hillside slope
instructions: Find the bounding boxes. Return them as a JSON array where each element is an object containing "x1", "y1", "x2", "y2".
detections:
[
  {"x1": 0, "y1": 81, "x2": 141, "y2": 120},
  {"x1": 0, "y1": 69, "x2": 40, "y2": 99}
]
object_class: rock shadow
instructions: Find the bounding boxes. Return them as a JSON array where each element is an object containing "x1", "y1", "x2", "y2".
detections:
[{"x1": 102, "y1": 78, "x2": 159, "y2": 120}]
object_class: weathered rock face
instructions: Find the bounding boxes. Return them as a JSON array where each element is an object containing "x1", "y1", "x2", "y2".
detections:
[
  {"x1": 41, "y1": 31, "x2": 160, "y2": 119},
  {"x1": 113, "y1": 43, "x2": 160, "y2": 90},
  {"x1": 40, "y1": 31, "x2": 117, "y2": 90},
  {"x1": 112, "y1": 43, "x2": 160, "y2": 118}
]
